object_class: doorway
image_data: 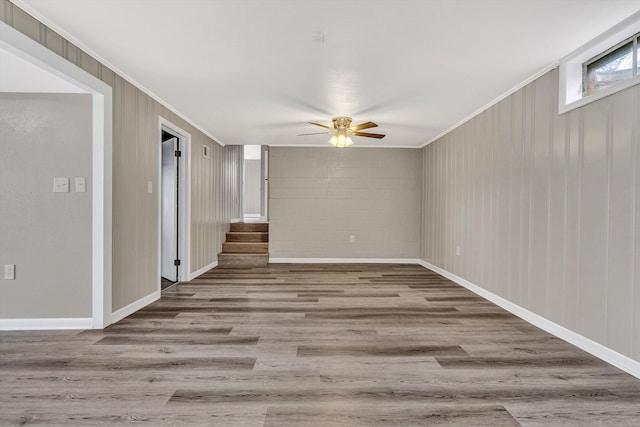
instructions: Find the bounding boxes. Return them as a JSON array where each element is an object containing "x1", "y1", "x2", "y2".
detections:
[
  {"x1": 160, "y1": 130, "x2": 180, "y2": 288},
  {"x1": 243, "y1": 145, "x2": 269, "y2": 221},
  {"x1": 158, "y1": 119, "x2": 191, "y2": 289},
  {"x1": 243, "y1": 145, "x2": 261, "y2": 220}
]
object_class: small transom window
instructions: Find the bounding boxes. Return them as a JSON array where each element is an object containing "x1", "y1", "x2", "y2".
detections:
[{"x1": 583, "y1": 33, "x2": 639, "y2": 96}]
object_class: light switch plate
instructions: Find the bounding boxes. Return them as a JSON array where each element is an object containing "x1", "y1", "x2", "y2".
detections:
[
  {"x1": 4, "y1": 264, "x2": 15, "y2": 280},
  {"x1": 53, "y1": 177, "x2": 69, "y2": 193},
  {"x1": 75, "y1": 177, "x2": 86, "y2": 193},
  {"x1": 147, "y1": 181, "x2": 153, "y2": 194}
]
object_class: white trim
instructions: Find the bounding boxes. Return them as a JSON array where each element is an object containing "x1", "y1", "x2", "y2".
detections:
[
  {"x1": 417, "y1": 260, "x2": 640, "y2": 380},
  {"x1": 558, "y1": 11, "x2": 640, "y2": 114},
  {"x1": 190, "y1": 261, "x2": 218, "y2": 280},
  {"x1": 230, "y1": 217, "x2": 243, "y2": 223},
  {"x1": 0, "y1": 21, "x2": 112, "y2": 329},
  {"x1": 268, "y1": 144, "x2": 420, "y2": 149},
  {"x1": 110, "y1": 291, "x2": 161, "y2": 325},
  {"x1": 158, "y1": 118, "x2": 192, "y2": 286},
  {"x1": 269, "y1": 258, "x2": 421, "y2": 264},
  {"x1": 10, "y1": 0, "x2": 224, "y2": 147},
  {"x1": 420, "y1": 63, "x2": 558, "y2": 148},
  {"x1": 0, "y1": 318, "x2": 93, "y2": 331}
]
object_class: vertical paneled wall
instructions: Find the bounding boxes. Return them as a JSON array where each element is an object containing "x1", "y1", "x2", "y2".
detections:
[
  {"x1": 224, "y1": 145, "x2": 242, "y2": 222},
  {"x1": 422, "y1": 68, "x2": 640, "y2": 362},
  {"x1": 2, "y1": 1, "x2": 240, "y2": 312},
  {"x1": 270, "y1": 147, "x2": 422, "y2": 259},
  {"x1": 189, "y1": 143, "x2": 242, "y2": 273}
]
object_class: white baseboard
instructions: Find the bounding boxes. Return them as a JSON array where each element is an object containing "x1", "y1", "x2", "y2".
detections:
[
  {"x1": 418, "y1": 260, "x2": 640, "y2": 380},
  {"x1": 0, "y1": 317, "x2": 93, "y2": 330},
  {"x1": 269, "y1": 258, "x2": 421, "y2": 264},
  {"x1": 190, "y1": 261, "x2": 218, "y2": 280},
  {"x1": 110, "y1": 290, "x2": 161, "y2": 325},
  {"x1": 230, "y1": 218, "x2": 242, "y2": 223}
]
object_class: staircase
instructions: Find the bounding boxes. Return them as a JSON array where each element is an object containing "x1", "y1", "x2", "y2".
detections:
[{"x1": 217, "y1": 222, "x2": 269, "y2": 268}]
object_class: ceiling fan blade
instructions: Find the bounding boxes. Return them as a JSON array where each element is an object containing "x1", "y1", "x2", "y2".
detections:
[
  {"x1": 352, "y1": 131, "x2": 385, "y2": 139},
  {"x1": 309, "y1": 122, "x2": 332, "y2": 129},
  {"x1": 350, "y1": 121, "x2": 378, "y2": 131},
  {"x1": 297, "y1": 131, "x2": 331, "y2": 136}
]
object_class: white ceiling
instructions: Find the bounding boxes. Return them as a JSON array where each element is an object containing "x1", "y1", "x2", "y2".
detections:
[{"x1": 16, "y1": 0, "x2": 640, "y2": 147}]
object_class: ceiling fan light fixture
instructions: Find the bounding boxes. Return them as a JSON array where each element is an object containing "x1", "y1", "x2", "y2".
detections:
[
  {"x1": 301, "y1": 116, "x2": 381, "y2": 146},
  {"x1": 328, "y1": 127, "x2": 353, "y2": 148}
]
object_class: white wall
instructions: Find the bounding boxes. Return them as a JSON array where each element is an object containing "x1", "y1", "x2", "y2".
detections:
[
  {"x1": 0, "y1": 46, "x2": 84, "y2": 92},
  {"x1": 243, "y1": 158, "x2": 261, "y2": 215},
  {"x1": 269, "y1": 147, "x2": 422, "y2": 259}
]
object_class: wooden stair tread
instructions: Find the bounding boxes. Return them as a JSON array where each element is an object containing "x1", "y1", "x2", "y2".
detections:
[{"x1": 218, "y1": 222, "x2": 269, "y2": 267}]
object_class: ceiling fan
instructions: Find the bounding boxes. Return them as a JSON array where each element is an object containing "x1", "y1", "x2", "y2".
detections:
[{"x1": 298, "y1": 117, "x2": 385, "y2": 147}]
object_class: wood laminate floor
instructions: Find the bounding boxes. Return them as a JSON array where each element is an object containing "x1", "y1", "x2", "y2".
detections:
[{"x1": 1, "y1": 263, "x2": 640, "y2": 426}]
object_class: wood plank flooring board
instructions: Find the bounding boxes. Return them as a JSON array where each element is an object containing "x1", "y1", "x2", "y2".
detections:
[
  {"x1": 263, "y1": 405, "x2": 520, "y2": 427},
  {"x1": 167, "y1": 385, "x2": 622, "y2": 404},
  {"x1": 296, "y1": 344, "x2": 467, "y2": 357},
  {"x1": 2, "y1": 263, "x2": 640, "y2": 426},
  {"x1": 93, "y1": 335, "x2": 260, "y2": 346}
]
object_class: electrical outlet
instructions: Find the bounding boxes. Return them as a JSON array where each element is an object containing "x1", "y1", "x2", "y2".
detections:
[
  {"x1": 456, "y1": 245, "x2": 460, "y2": 256},
  {"x1": 4, "y1": 264, "x2": 15, "y2": 280},
  {"x1": 147, "y1": 181, "x2": 153, "y2": 194},
  {"x1": 349, "y1": 235, "x2": 356, "y2": 243}
]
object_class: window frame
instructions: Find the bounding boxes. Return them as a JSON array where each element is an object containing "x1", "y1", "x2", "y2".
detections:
[
  {"x1": 559, "y1": 12, "x2": 640, "y2": 114},
  {"x1": 582, "y1": 33, "x2": 638, "y2": 97}
]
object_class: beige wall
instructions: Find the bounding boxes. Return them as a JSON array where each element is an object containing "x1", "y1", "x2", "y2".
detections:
[
  {"x1": 1, "y1": 1, "x2": 240, "y2": 313},
  {"x1": 422, "y1": 68, "x2": 640, "y2": 362},
  {"x1": 190, "y1": 143, "x2": 242, "y2": 273},
  {"x1": 270, "y1": 147, "x2": 422, "y2": 259},
  {"x1": 0, "y1": 93, "x2": 92, "y2": 318}
]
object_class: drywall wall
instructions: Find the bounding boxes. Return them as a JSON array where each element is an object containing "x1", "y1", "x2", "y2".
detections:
[
  {"x1": 1, "y1": 1, "x2": 240, "y2": 314},
  {"x1": 270, "y1": 147, "x2": 422, "y2": 259},
  {"x1": 244, "y1": 158, "x2": 261, "y2": 215},
  {"x1": 0, "y1": 92, "x2": 92, "y2": 318},
  {"x1": 421, "y1": 68, "x2": 640, "y2": 362}
]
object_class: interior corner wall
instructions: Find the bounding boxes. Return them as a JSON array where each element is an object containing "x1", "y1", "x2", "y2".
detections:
[
  {"x1": 421, "y1": 67, "x2": 640, "y2": 362},
  {"x1": 1, "y1": 1, "x2": 239, "y2": 314},
  {"x1": 269, "y1": 147, "x2": 422, "y2": 259}
]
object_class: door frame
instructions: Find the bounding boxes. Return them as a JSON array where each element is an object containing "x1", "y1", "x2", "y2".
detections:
[
  {"x1": 260, "y1": 145, "x2": 269, "y2": 221},
  {"x1": 0, "y1": 21, "x2": 112, "y2": 329},
  {"x1": 158, "y1": 117, "x2": 191, "y2": 286}
]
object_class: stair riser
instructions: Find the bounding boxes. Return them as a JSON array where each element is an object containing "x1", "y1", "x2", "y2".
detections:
[
  {"x1": 218, "y1": 253, "x2": 268, "y2": 268},
  {"x1": 230, "y1": 223, "x2": 269, "y2": 232},
  {"x1": 222, "y1": 243, "x2": 268, "y2": 254},
  {"x1": 226, "y1": 232, "x2": 269, "y2": 242}
]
